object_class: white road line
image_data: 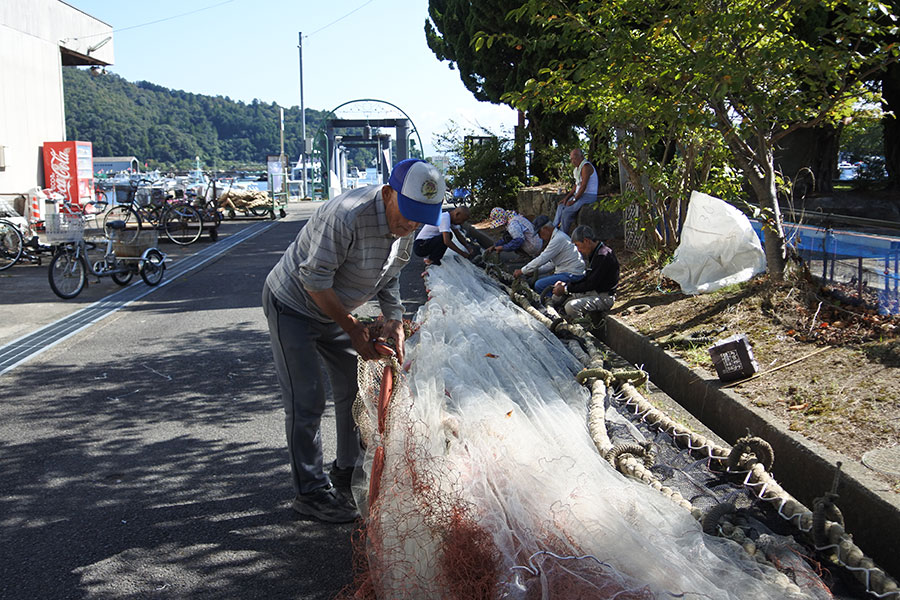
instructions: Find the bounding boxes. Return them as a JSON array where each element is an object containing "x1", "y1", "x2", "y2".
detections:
[{"x1": 0, "y1": 221, "x2": 278, "y2": 376}]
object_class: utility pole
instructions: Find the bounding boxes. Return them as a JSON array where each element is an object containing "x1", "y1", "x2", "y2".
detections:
[{"x1": 298, "y1": 32, "x2": 308, "y2": 199}]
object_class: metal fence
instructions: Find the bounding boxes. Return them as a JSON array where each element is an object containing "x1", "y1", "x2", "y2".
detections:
[{"x1": 751, "y1": 220, "x2": 900, "y2": 315}]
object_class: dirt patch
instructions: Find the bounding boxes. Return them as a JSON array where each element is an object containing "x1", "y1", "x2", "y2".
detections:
[{"x1": 611, "y1": 247, "x2": 900, "y2": 493}]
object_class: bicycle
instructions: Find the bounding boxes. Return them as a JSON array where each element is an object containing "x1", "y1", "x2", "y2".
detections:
[
  {"x1": 103, "y1": 179, "x2": 204, "y2": 246},
  {"x1": 208, "y1": 178, "x2": 276, "y2": 220},
  {"x1": 0, "y1": 218, "x2": 25, "y2": 270},
  {"x1": 46, "y1": 205, "x2": 166, "y2": 299},
  {"x1": 181, "y1": 179, "x2": 222, "y2": 241},
  {"x1": 0, "y1": 189, "x2": 77, "y2": 270}
]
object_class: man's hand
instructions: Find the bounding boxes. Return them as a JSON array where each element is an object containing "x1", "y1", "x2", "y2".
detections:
[
  {"x1": 513, "y1": 268, "x2": 523, "y2": 278},
  {"x1": 348, "y1": 320, "x2": 380, "y2": 360},
  {"x1": 380, "y1": 319, "x2": 406, "y2": 363},
  {"x1": 307, "y1": 288, "x2": 383, "y2": 360},
  {"x1": 553, "y1": 281, "x2": 567, "y2": 296}
]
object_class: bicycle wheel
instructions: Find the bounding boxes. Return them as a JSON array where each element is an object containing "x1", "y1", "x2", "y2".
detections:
[
  {"x1": 140, "y1": 248, "x2": 165, "y2": 286},
  {"x1": 48, "y1": 246, "x2": 87, "y2": 299},
  {"x1": 93, "y1": 190, "x2": 109, "y2": 212},
  {"x1": 250, "y1": 205, "x2": 271, "y2": 218},
  {"x1": 111, "y1": 263, "x2": 134, "y2": 286},
  {"x1": 103, "y1": 205, "x2": 142, "y2": 244},
  {"x1": 0, "y1": 219, "x2": 24, "y2": 271},
  {"x1": 163, "y1": 203, "x2": 203, "y2": 245}
]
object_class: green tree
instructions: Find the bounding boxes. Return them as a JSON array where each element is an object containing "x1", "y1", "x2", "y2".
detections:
[
  {"x1": 426, "y1": 0, "x2": 587, "y2": 181},
  {"x1": 842, "y1": 105, "x2": 885, "y2": 161},
  {"x1": 434, "y1": 121, "x2": 523, "y2": 215},
  {"x1": 505, "y1": 0, "x2": 899, "y2": 279}
]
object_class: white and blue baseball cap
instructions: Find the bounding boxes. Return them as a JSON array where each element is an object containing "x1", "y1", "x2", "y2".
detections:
[{"x1": 389, "y1": 159, "x2": 446, "y2": 226}]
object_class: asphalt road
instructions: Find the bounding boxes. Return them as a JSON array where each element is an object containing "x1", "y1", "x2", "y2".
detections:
[{"x1": 0, "y1": 203, "x2": 427, "y2": 600}]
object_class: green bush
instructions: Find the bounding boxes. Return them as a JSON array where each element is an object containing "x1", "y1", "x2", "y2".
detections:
[{"x1": 434, "y1": 123, "x2": 524, "y2": 219}]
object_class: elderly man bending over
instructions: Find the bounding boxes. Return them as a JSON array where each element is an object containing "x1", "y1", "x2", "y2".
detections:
[
  {"x1": 551, "y1": 225, "x2": 619, "y2": 318},
  {"x1": 514, "y1": 215, "x2": 585, "y2": 294}
]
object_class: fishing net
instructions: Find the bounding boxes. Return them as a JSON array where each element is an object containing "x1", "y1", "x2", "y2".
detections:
[{"x1": 349, "y1": 255, "x2": 833, "y2": 599}]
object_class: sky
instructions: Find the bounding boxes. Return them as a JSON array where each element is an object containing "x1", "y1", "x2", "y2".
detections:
[{"x1": 64, "y1": 0, "x2": 518, "y2": 159}]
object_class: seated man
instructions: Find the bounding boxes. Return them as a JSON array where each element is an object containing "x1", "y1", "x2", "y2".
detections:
[
  {"x1": 551, "y1": 225, "x2": 619, "y2": 318},
  {"x1": 483, "y1": 207, "x2": 542, "y2": 261},
  {"x1": 413, "y1": 205, "x2": 473, "y2": 265},
  {"x1": 553, "y1": 148, "x2": 599, "y2": 234},
  {"x1": 514, "y1": 215, "x2": 585, "y2": 294}
]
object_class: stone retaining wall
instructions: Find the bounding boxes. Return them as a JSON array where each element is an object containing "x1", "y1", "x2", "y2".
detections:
[
  {"x1": 601, "y1": 315, "x2": 900, "y2": 580},
  {"x1": 517, "y1": 186, "x2": 623, "y2": 241}
]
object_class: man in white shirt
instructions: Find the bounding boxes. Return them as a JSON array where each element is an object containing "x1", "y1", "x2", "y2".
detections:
[
  {"x1": 514, "y1": 215, "x2": 586, "y2": 294},
  {"x1": 413, "y1": 205, "x2": 473, "y2": 265},
  {"x1": 553, "y1": 148, "x2": 599, "y2": 234}
]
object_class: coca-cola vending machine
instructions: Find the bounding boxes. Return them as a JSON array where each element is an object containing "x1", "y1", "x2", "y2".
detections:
[{"x1": 42, "y1": 141, "x2": 94, "y2": 210}]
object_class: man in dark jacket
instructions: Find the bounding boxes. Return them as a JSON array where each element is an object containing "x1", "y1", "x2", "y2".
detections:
[{"x1": 551, "y1": 224, "x2": 619, "y2": 317}]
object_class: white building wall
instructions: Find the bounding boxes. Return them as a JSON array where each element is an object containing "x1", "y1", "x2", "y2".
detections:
[{"x1": 0, "y1": 1, "x2": 112, "y2": 208}]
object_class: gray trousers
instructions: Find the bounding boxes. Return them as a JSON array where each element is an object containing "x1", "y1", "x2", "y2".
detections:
[
  {"x1": 563, "y1": 292, "x2": 615, "y2": 318},
  {"x1": 262, "y1": 284, "x2": 363, "y2": 494},
  {"x1": 552, "y1": 192, "x2": 597, "y2": 234}
]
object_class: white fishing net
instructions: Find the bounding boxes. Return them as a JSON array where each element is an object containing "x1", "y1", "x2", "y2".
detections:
[{"x1": 351, "y1": 254, "x2": 818, "y2": 599}]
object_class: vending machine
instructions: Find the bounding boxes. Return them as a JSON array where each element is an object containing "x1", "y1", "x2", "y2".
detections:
[{"x1": 42, "y1": 141, "x2": 94, "y2": 209}]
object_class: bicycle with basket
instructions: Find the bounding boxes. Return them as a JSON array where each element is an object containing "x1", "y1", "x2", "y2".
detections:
[
  {"x1": 0, "y1": 190, "x2": 61, "y2": 270},
  {"x1": 103, "y1": 178, "x2": 207, "y2": 246},
  {"x1": 45, "y1": 204, "x2": 166, "y2": 299}
]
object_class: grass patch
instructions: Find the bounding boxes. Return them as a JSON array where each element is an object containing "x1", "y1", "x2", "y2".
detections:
[{"x1": 680, "y1": 345, "x2": 712, "y2": 368}]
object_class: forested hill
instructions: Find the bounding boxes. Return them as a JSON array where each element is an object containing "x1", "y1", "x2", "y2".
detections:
[{"x1": 63, "y1": 67, "x2": 329, "y2": 169}]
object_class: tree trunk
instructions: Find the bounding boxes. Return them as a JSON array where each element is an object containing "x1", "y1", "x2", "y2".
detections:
[
  {"x1": 718, "y1": 108, "x2": 788, "y2": 282},
  {"x1": 748, "y1": 150, "x2": 787, "y2": 281},
  {"x1": 526, "y1": 109, "x2": 551, "y2": 182},
  {"x1": 514, "y1": 110, "x2": 527, "y2": 180},
  {"x1": 882, "y1": 62, "x2": 900, "y2": 190}
]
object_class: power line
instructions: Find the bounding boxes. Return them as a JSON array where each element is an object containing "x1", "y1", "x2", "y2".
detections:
[
  {"x1": 69, "y1": 0, "x2": 234, "y2": 41},
  {"x1": 306, "y1": 0, "x2": 376, "y2": 37}
]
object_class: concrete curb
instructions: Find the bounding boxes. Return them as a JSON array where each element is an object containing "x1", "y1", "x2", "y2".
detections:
[{"x1": 600, "y1": 315, "x2": 900, "y2": 580}]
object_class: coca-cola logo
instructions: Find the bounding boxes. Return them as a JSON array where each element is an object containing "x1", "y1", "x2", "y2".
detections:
[{"x1": 48, "y1": 147, "x2": 72, "y2": 199}]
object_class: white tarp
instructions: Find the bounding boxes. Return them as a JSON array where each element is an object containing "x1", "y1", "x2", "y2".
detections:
[{"x1": 662, "y1": 191, "x2": 766, "y2": 294}]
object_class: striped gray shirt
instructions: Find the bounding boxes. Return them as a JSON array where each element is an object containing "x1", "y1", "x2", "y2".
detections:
[{"x1": 265, "y1": 185, "x2": 412, "y2": 323}]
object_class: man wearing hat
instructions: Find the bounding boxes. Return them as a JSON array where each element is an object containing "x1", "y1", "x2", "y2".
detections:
[
  {"x1": 262, "y1": 158, "x2": 445, "y2": 523},
  {"x1": 513, "y1": 215, "x2": 585, "y2": 294},
  {"x1": 483, "y1": 207, "x2": 542, "y2": 260}
]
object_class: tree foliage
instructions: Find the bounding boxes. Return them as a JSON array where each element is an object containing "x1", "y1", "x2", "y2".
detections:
[
  {"x1": 500, "y1": 0, "x2": 899, "y2": 278},
  {"x1": 434, "y1": 121, "x2": 524, "y2": 216},
  {"x1": 426, "y1": 0, "x2": 587, "y2": 181}
]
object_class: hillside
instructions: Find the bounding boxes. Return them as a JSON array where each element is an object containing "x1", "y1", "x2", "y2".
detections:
[{"x1": 62, "y1": 68, "x2": 351, "y2": 170}]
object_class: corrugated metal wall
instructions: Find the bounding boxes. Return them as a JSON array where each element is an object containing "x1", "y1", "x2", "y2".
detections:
[{"x1": 0, "y1": 0, "x2": 112, "y2": 207}]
